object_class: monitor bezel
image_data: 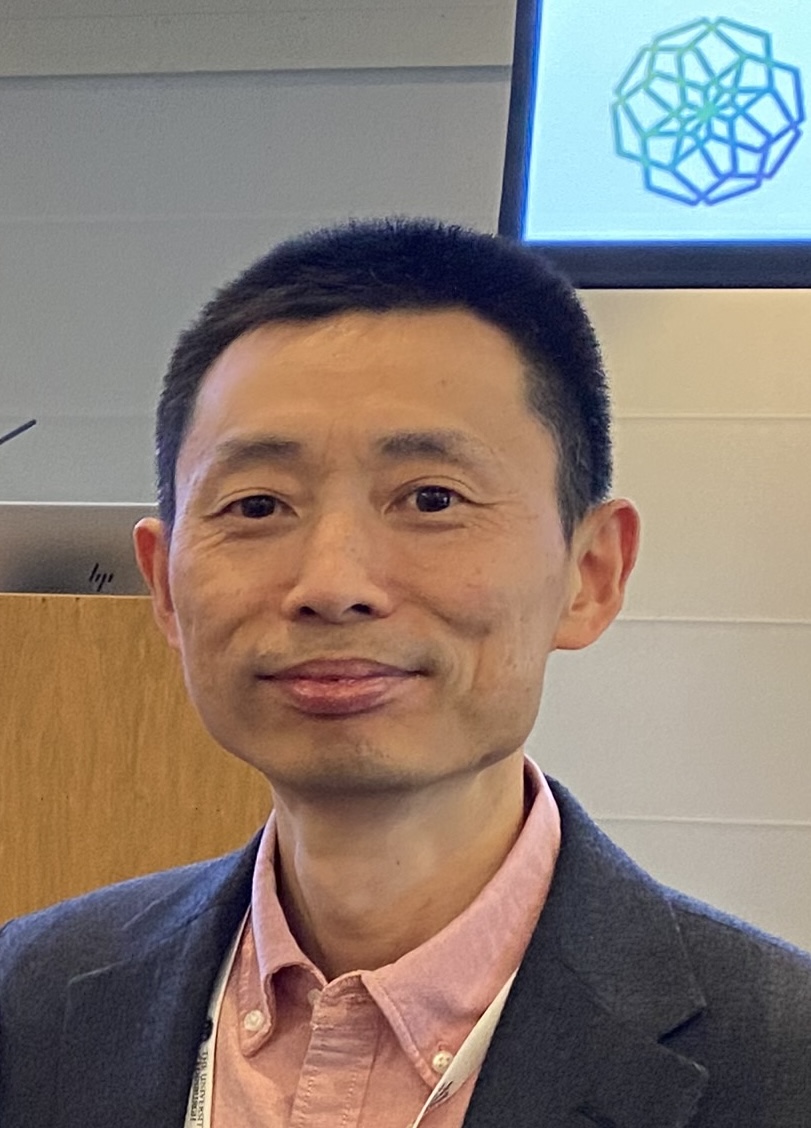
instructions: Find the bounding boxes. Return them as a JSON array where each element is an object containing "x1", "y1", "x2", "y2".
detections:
[{"x1": 498, "y1": 0, "x2": 811, "y2": 288}]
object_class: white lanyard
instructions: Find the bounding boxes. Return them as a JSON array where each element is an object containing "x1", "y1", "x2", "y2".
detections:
[
  {"x1": 184, "y1": 916, "x2": 517, "y2": 1128},
  {"x1": 185, "y1": 915, "x2": 248, "y2": 1128},
  {"x1": 406, "y1": 969, "x2": 516, "y2": 1127}
]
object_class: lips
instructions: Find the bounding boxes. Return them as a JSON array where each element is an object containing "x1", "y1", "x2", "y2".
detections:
[
  {"x1": 273, "y1": 659, "x2": 413, "y2": 680},
  {"x1": 263, "y1": 658, "x2": 418, "y2": 716}
]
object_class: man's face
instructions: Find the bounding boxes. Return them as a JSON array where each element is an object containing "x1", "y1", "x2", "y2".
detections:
[{"x1": 142, "y1": 309, "x2": 585, "y2": 796}]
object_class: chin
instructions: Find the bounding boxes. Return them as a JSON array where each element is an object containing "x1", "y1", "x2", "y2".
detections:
[{"x1": 238, "y1": 738, "x2": 458, "y2": 798}]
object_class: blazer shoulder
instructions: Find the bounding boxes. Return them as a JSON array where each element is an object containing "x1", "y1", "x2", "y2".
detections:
[
  {"x1": 669, "y1": 889, "x2": 811, "y2": 1005},
  {"x1": 0, "y1": 838, "x2": 259, "y2": 986},
  {"x1": 0, "y1": 843, "x2": 259, "y2": 1128}
]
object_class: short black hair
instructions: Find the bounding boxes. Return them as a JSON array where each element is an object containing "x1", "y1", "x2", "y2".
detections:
[{"x1": 156, "y1": 217, "x2": 612, "y2": 541}]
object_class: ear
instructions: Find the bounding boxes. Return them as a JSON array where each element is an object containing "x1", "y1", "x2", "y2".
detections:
[
  {"x1": 133, "y1": 517, "x2": 181, "y2": 650},
  {"x1": 552, "y1": 499, "x2": 640, "y2": 651}
]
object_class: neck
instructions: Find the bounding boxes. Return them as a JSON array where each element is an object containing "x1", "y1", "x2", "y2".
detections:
[{"x1": 271, "y1": 752, "x2": 527, "y2": 980}]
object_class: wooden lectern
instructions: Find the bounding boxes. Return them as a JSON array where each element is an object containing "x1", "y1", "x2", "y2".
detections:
[{"x1": 0, "y1": 594, "x2": 270, "y2": 923}]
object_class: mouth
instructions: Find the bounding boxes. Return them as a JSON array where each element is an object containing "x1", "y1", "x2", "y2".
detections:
[{"x1": 260, "y1": 658, "x2": 421, "y2": 716}]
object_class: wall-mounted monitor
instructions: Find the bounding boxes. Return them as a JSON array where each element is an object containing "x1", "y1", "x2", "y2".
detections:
[{"x1": 499, "y1": 0, "x2": 811, "y2": 286}]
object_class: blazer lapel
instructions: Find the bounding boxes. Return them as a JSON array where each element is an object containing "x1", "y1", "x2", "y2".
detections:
[
  {"x1": 463, "y1": 781, "x2": 709, "y2": 1128},
  {"x1": 56, "y1": 840, "x2": 258, "y2": 1128},
  {"x1": 463, "y1": 953, "x2": 707, "y2": 1128}
]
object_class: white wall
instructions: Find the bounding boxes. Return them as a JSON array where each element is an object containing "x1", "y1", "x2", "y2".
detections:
[
  {"x1": 533, "y1": 288, "x2": 811, "y2": 948},
  {"x1": 0, "y1": 2, "x2": 809, "y2": 950},
  {"x1": 0, "y1": 66, "x2": 507, "y2": 501},
  {"x1": 0, "y1": 0, "x2": 512, "y2": 75}
]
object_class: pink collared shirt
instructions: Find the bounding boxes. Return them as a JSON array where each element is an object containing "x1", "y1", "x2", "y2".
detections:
[{"x1": 211, "y1": 760, "x2": 560, "y2": 1127}]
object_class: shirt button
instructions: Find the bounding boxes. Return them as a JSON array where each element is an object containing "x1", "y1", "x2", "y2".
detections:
[
  {"x1": 307, "y1": 988, "x2": 322, "y2": 1007},
  {"x1": 242, "y1": 1009, "x2": 265, "y2": 1033},
  {"x1": 432, "y1": 1050, "x2": 454, "y2": 1074}
]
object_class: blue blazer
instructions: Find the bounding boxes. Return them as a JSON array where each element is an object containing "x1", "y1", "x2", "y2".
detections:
[{"x1": 2, "y1": 780, "x2": 810, "y2": 1127}]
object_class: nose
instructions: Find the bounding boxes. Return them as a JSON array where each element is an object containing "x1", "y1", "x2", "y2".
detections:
[{"x1": 279, "y1": 506, "x2": 395, "y2": 623}]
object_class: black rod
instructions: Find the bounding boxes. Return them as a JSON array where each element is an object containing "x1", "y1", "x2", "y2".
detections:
[{"x1": 0, "y1": 419, "x2": 37, "y2": 447}]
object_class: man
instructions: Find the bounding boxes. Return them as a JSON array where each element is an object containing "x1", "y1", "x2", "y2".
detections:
[{"x1": 1, "y1": 219, "x2": 809, "y2": 1128}]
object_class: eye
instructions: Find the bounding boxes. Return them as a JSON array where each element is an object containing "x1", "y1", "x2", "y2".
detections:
[
  {"x1": 227, "y1": 494, "x2": 280, "y2": 519},
  {"x1": 411, "y1": 485, "x2": 461, "y2": 513}
]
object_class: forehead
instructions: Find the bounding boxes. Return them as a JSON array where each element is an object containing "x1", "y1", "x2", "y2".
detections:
[
  {"x1": 192, "y1": 309, "x2": 532, "y2": 431},
  {"x1": 176, "y1": 309, "x2": 555, "y2": 488}
]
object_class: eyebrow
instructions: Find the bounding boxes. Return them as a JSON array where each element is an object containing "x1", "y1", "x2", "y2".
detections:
[
  {"x1": 207, "y1": 429, "x2": 495, "y2": 475},
  {"x1": 376, "y1": 429, "x2": 494, "y2": 468}
]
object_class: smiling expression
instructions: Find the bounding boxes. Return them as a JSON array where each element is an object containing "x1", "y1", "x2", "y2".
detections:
[{"x1": 140, "y1": 308, "x2": 585, "y2": 796}]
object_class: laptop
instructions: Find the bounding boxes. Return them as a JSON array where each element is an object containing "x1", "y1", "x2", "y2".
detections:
[{"x1": 0, "y1": 502, "x2": 157, "y2": 595}]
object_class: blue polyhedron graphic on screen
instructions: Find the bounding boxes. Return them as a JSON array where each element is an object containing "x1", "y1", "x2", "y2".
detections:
[{"x1": 611, "y1": 17, "x2": 805, "y2": 205}]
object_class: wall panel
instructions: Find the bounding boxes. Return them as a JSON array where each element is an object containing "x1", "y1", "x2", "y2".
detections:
[
  {"x1": 0, "y1": 2, "x2": 514, "y2": 76},
  {"x1": 0, "y1": 69, "x2": 508, "y2": 503},
  {"x1": 598, "y1": 819, "x2": 811, "y2": 952},
  {"x1": 584, "y1": 289, "x2": 811, "y2": 417},
  {"x1": 530, "y1": 621, "x2": 811, "y2": 824},
  {"x1": 614, "y1": 419, "x2": 811, "y2": 621}
]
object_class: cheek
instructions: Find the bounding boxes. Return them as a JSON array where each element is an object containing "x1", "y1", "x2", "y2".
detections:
[
  {"x1": 441, "y1": 569, "x2": 562, "y2": 754},
  {"x1": 168, "y1": 549, "x2": 252, "y2": 673},
  {"x1": 436, "y1": 561, "x2": 565, "y2": 679}
]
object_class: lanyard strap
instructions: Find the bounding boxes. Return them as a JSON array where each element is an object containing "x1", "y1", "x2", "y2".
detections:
[
  {"x1": 407, "y1": 969, "x2": 516, "y2": 1127},
  {"x1": 185, "y1": 919, "x2": 516, "y2": 1128},
  {"x1": 185, "y1": 915, "x2": 248, "y2": 1128}
]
